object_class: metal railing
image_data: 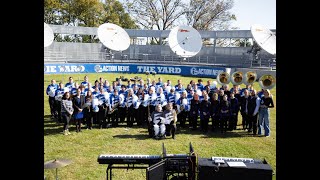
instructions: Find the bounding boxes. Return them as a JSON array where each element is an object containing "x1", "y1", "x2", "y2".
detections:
[{"x1": 44, "y1": 51, "x2": 276, "y2": 69}]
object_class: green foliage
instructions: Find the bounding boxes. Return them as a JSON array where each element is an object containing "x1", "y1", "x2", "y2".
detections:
[
  {"x1": 44, "y1": 0, "x2": 137, "y2": 43},
  {"x1": 44, "y1": 73, "x2": 276, "y2": 179}
]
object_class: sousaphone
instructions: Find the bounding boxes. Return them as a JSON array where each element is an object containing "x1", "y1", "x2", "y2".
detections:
[
  {"x1": 259, "y1": 74, "x2": 276, "y2": 89},
  {"x1": 243, "y1": 71, "x2": 257, "y2": 85},
  {"x1": 216, "y1": 71, "x2": 230, "y2": 85},
  {"x1": 230, "y1": 71, "x2": 243, "y2": 85}
]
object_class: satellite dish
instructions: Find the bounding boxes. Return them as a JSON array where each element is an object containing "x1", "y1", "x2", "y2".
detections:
[
  {"x1": 168, "y1": 26, "x2": 202, "y2": 58},
  {"x1": 97, "y1": 23, "x2": 130, "y2": 51},
  {"x1": 44, "y1": 22, "x2": 54, "y2": 47},
  {"x1": 250, "y1": 24, "x2": 276, "y2": 55}
]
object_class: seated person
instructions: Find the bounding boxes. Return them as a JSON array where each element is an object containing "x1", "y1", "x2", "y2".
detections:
[
  {"x1": 149, "y1": 104, "x2": 165, "y2": 139},
  {"x1": 163, "y1": 103, "x2": 177, "y2": 139}
]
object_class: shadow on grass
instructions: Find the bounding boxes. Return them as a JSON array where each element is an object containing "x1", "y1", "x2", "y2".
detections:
[
  {"x1": 44, "y1": 116, "x2": 78, "y2": 136},
  {"x1": 173, "y1": 123, "x2": 260, "y2": 138},
  {"x1": 44, "y1": 116, "x2": 259, "y2": 138}
]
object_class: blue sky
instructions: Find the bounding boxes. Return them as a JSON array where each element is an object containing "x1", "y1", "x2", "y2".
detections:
[{"x1": 230, "y1": 0, "x2": 276, "y2": 30}]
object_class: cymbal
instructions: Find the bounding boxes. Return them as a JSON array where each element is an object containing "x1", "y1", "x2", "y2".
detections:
[{"x1": 44, "y1": 159, "x2": 72, "y2": 169}]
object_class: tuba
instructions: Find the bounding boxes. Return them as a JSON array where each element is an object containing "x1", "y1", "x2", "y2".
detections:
[
  {"x1": 259, "y1": 74, "x2": 276, "y2": 90},
  {"x1": 243, "y1": 71, "x2": 257, "y2": 85},
  {"x1": 216, "y1": 71, "x2": 230, "y2": 85},
  {"x1": 230, "y1": 71, "x2": 243, "y2": 85}
]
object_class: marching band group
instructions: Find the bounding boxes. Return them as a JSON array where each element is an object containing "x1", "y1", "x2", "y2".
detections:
[{"x1": 46, "y1": 74, "x2": 274, "y2": 139}]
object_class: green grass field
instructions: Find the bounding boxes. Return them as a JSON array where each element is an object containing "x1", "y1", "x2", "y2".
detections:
[{"x1": 44, "y1": 73, "x2": 276, "y2": 180}]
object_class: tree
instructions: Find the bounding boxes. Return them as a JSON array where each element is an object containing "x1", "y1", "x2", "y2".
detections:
[
  {"x1": 44, "y1": 0, "x2": 137, "y2": 43},
  {"x1": 101, "y1": 0, "x2": 138, "y2": 29},
  {"x1": 186, "y1": 0, "x2": 236, "y2": 30},
  {"x1": 124, "y1": 0, "x2": 186, "y2": 30},
  {"x1": 44, "y1": 0, "x2": 63, "y2": 24}
]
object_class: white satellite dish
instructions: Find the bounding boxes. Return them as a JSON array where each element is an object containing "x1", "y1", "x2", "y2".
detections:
[
  {"x1": 250, "y1": 24, "x2": 276, "y2": 55},
  {"x1": 44, "y1": 22, "x2": 54, "y2": 47},
  {"x1": 168, "y1": 26, "x2": 202, "y2": 58},
  {"x1": 97, "y1": 23, "x2": 130, "y2": 51}
]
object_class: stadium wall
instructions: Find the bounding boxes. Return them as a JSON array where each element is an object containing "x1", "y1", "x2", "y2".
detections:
[
  {"x1": 44, "y1": 63, "x2": 226, "y2": 78},
  {"x1": 44, "y1": 63, "x2": 276, "y2": 80}
]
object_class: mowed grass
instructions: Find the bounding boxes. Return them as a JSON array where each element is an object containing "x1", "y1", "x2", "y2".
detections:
[{"x1": 44, "y1": 73, "x2": 276, "y2": 180}]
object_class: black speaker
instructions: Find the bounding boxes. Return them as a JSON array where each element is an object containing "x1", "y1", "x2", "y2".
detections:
[{"x1": 198, "y1": 158, "x2": 273, "y2": 180}]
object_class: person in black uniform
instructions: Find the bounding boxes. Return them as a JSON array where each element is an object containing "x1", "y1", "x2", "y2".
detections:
[
  {"x1": 229, "y1": 92, "x2": 239, "y2": 131},
  {"x1": 200, "y1": 94, "x2": 211, "y2": 132},
  {"x1": 84, "y1": 90, "x2": 93, "y2": 129},
  {"x1": 189, "y1": 94, "x2": 200, "y2": 130},
  {"x1": 233, "y1": 88, "x2": 242, "y2": 130},
  {"x1": 246, "y1": 89, "x2": 260, "y2": 135},
  {"x1": 219, "y1": 95, "x2": 230, "y2": 133},
  {"x1": 240, "y1": 89, "x2": 250, "y2": 130},
  {"x1": 73, "y1": 88, "x2": 85, "y2": 132},
  {"x1": 210, "y1": 92, "x2": 220, "y2": 132}
]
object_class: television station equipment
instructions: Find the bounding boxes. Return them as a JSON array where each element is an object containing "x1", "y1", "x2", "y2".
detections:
[
  {"x1": 97, "y1": 23, "x2": 131, "y2": 60},
  {"x1": 168, "y1": 26, "x2": 203, "y2": 61},
  {"x1": 44, "y1": 22, "x2": 54, "y2": 47}
]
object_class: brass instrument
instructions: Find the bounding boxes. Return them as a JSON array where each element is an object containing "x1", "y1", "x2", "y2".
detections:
[
  {"x1": 108, "y1": 102, "x2": 119, "y2": 114},
  {"x1": 258, "y1": 74, "x2": 276, "y2": 89},
  {"x1": 230, "y1": 71, "x2": 243, "y2": 85},
  {"x1": 216, "y1": 71, "x2": 231, "y2": 85},
  {"x1": 243, "y1": 71, "x2": 257, "y2": 85}
]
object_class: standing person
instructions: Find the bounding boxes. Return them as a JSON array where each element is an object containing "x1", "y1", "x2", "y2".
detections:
[
  {"x1": 229, "y1": 92, "x2": 239, "y2": 131},
  {"x1": 200, "y1": 94, "x2": 211, "y2": 133},
  {"x1": 240, "y1": 89, "x2": 250, "y2": 130},
  {"x1": 258, "y1": 89, "x2": 274, "y2": 137},
  {"x1": 189, "y1": 94, "x2": 200, "y2": 130},
  {"x1": 73, "y1": 88, "x2": 85, "y2": 132},
  {"x1": 55, "y1": 82, "x2": 65, "y2": 123},
  {"x1": 233, "y1": 88, "x2": 242, "y2": 129},
  {"x1": 46, "y1": 79, "x2": 58, "y2": 119},
  {"x1": 97, "y1": 88, "x2": 108, "y2": 129},
  {"x1": 84, "y1": 90, "x2": 93, "y2": 130},
  {"x1": 163, "y1": 103, "x2": 177, "y2": 139},
  {"x1": 61, "y1": 92, "x2": 74, "y2": 135},
  {"x1": 219, "y1": 95, "x2": 230, "y2": 134},
  {"x1": 246, "y1": 89, "x2": 261, "y2": 135},
  {"x1": 81, "y1": 75, "x2": 89, "y2": 88},
  {"x1": 109, "y1": 89, "x2": 120, "y2": 127},
  {"x1": 210, "y1": 93, "x2": 220, "y2": 132},
  {"x1": 65, "y1": 77, "x2": 75, "y2": 90},
  {"x1": 177, "y1": 91, "x2": 188, "y2": 128},
  {"x1": 126, "y1": 89, "x2": 135, "y2": 127},
  {"x1": 136, "y1": 88, "x2": 145, "y2": 126}
]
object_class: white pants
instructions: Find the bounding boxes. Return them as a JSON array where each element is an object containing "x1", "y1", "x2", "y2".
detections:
[{"x1": 153, "y1": 124, "x2": 166, "y2": 136}]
